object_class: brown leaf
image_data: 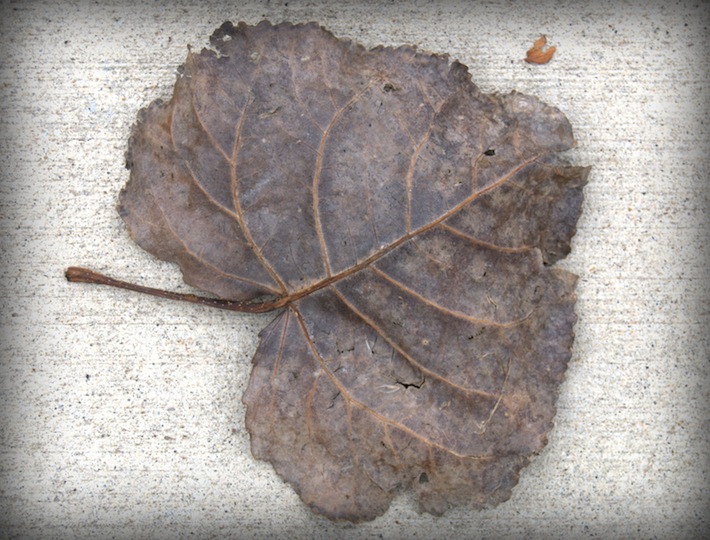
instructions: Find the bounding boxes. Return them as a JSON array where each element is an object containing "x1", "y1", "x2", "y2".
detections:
[
  {"x1": 525, "y1": 35, "x2": 557, "y2": 64},
  {"x1": 112, "y1": 21, "x2": 588, "y2": 521}
]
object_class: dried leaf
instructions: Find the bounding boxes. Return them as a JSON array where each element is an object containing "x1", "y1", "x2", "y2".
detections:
[
  {"x1": 80, "y1": 21, "x2": 589, "y2": 522},
  {"x1": 525, "y1": 35, "x2": 556, "y2": 64}
]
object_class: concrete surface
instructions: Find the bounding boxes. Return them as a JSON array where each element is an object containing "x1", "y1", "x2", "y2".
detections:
[{"x1": 1, "y1": 0, "x2": 708, "y2": 538}]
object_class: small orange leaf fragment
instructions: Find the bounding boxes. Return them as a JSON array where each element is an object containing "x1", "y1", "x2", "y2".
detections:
[{"x1": 525, "y1": 35, "x2": 556, "y2": 64}]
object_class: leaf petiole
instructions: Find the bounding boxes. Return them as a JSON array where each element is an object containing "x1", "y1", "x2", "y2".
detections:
[{"x1": 65, "y1": 266, "x2": 280, "y2": 313}]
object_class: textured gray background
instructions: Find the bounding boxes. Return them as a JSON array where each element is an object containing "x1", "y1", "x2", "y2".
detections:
[{"x1": 1, "y1": 0, "x2": 708, "y2": 538}]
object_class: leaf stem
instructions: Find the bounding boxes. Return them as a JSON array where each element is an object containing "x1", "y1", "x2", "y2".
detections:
[{"x1": 65, "y1": 266, "x2": 281, "y2": 314}]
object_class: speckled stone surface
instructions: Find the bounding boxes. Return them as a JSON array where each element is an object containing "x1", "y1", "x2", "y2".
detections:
[{"x1": 1, "y1": 1, "x2": 708, "y2": 538}]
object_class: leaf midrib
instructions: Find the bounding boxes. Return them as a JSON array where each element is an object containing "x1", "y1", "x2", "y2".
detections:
[{"x1": 232, "y1": 151, "x2": 543, "y2": 313}]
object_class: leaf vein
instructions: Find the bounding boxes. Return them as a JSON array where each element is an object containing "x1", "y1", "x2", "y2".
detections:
[
  {"x1": 268, "y1": 310, "x2": 291, "y2": 417},
  {"x1": 404, "y1": 94, "x2": 450, "y2": 232},
  {"x1": 190, "y1": 93, "x2": 232, "y2": 162},
  {"x1": 228, "y1": 96, "x2": 288, "y2": 293},
  {"x1": 370, "y1": 264, "x2": 529, "y2": 328},
  {"x1": 143, "y1": 109, "x2": 283, "y2": 294},
  {"x1": 313, "y1": 80, "x2": 378, "y2": 277},
  {"x1": 440, "y1": 223, "x2": 532, "y2": 253},
  {"x1": 292, "y1": 305, "x2": 494, "y2": 460},
  {"x1": 328, "y1": 285, "x2": 500, "y2": 400}
]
